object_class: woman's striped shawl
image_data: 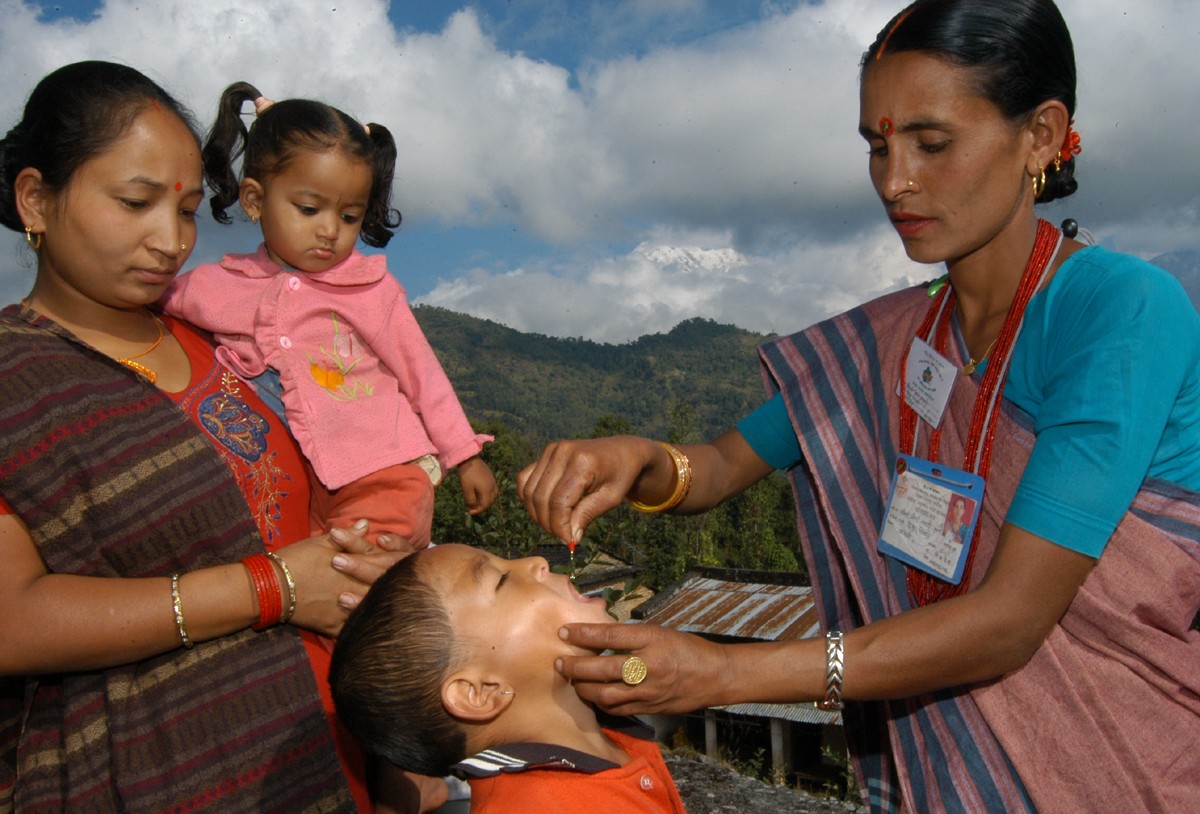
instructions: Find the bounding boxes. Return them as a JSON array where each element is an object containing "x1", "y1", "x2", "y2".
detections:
[
  {"x1": 760, "y1": 285, "x2": 1200, "y2": 813},
  {"x1": 0, "y1": 305, "x2": 353, "y2": 814}
]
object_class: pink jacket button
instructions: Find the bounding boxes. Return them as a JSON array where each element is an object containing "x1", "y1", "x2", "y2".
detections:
[
  {"x1": 279, "y1": 336, "x2": 292, "y2": 349},
  {"x1": 287, "y1": 276, "x2": 301, "y2": 291}
]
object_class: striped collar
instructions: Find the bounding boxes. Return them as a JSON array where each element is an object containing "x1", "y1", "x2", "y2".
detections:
[{"x1": 451, "y1": 716, "x2": 653, "y2": 778}]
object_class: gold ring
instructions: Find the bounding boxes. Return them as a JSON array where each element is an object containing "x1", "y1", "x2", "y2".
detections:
[{"x1": 621, "y1": 655, "x2": 648, "y2": 686}]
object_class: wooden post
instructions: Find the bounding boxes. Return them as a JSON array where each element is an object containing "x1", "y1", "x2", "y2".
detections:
[
  {"x1": 705, "y1": 709, "x2": 718, "y2": 757},
  {"x1": 770, "y1": 718, "x2": 786, "y2": 773}
]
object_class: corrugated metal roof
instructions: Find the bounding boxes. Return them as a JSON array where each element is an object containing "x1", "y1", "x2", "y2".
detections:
[
  {"x1": 633, "y1": 569, "x2": 841, "y2": 728},
  {"x1": 714, "y1": 702, "x2": 841, "y2": 726},
  {"x1": 638, "y1": 574, "x2": 822, "y2": 642}
]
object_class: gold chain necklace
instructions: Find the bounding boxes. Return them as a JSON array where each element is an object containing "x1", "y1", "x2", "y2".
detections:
[
  {"x1": 960, "y1": 336, "x2": 998, "y2": 375},
  {"x1": 118, "y1": 315, "x2": 165, "y2": 382}
]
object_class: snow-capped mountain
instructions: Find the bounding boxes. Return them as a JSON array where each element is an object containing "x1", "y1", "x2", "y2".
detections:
[{"x1": 635, "y1": 243, "x2": 749, "y2": 274}]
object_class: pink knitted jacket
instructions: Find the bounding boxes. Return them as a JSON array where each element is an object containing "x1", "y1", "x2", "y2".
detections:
[{"x1": 162, "y1": 246, "x2": 490, "y2": 489}]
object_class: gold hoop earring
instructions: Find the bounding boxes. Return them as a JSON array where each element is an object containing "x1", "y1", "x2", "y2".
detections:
[
  {"x1": 1031, "y1": 164, "x2": 1046, "y2": 199},
  {"x1": 25, "y1": 226, "x2": 42, "y2": 251}
]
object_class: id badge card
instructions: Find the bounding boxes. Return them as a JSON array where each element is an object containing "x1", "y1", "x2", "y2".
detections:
[
  {"x1": 903, "y1": 336, "x2": 958, "y2": 429},
  {"x1": 878, "y1": 455, "x2": 984, "y2": 584}
]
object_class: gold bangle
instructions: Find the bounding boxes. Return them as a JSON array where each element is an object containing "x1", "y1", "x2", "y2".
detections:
[
  {"x1": 629, "y1": 442, "x2": 692, "y2": 513},
  {"x1": 815, "y1": 630, "x2": 844, "y2": 711},
  {"x1": 266, "y1": 552, "x2": 297, "y2": 624},
  {"x1": 171, "y1": 573, "x2": 194, "y2": 650}
]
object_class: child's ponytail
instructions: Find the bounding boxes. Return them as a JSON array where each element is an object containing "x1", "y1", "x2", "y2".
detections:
[
  {"x1": 202, "y1": 81, "x2": 262, "y2": 224},
  {"x1": 360, "y1": 122, "x2": 401, "y2": 248}
]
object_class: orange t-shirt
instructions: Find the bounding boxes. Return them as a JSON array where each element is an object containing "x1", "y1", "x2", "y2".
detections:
[{"x1": 463, "y1": 726, "x2": 687, "y2": 814}]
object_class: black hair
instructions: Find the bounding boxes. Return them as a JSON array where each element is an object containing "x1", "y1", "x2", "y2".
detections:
[
  {"x1": 862, "y1": 0, "x2": 1078, "y2": 203},
  {"x1": 0, "y1": 60, "x2": 200, "y2": 233},
  {"x1": 203, "y1": 81, "x2": 401, "y2": 247},
  {"x1": 329, "y1": 551, "x2": 468, "y2": 776}
]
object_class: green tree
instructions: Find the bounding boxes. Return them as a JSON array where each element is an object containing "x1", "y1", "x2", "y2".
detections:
[
  {"x1": 432, "y1": 420, "x2": 548, "y2": 550},
  {"x1": 588, "y1": 413, "x2": 633, "y2": 439},
  {"x1": 428, "y1": 404, "x2": 806, "y2": 589}
]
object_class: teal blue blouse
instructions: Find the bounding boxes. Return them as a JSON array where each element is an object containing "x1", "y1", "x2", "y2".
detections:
[{"x1": 739, "y1": 246, "x2": 1200, "y2": 557}]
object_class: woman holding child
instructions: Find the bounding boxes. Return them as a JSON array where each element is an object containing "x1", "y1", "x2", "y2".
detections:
[
  {"x1": 519, "y1": 1, "x2": 1200, "y2": 811},
  {"x1": 0, "y1": 62, "x2": 427, "y2": 812}
]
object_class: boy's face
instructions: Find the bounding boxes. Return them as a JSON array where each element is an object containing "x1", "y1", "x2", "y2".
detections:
[{"x1": 420, "y1": 544, "x2": 613, "y2": 678}]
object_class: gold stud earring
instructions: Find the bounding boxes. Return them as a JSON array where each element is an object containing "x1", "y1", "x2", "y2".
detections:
[
  {"x1": 25, "y1": 226, "x2": 42, "y2": 251},
  {"x1": 180, "y1": 244, "x2": 187, "y2": 251}
]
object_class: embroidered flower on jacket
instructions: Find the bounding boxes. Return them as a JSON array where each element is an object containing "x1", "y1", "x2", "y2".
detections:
[{"x1": 308, "y1": 311, "x2": 373, "y2": 400}]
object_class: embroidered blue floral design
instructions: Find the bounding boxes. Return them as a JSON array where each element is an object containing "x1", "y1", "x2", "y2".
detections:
[{"x1": 198, "y1": 391, "x2": 270, "y2": 462}]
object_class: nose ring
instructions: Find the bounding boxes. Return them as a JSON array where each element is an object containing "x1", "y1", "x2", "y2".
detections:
[{"x1": 907, "y1": 179, "x2": 914, "y2": 188}]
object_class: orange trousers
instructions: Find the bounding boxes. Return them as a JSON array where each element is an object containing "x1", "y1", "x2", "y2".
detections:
[{"x1": 306, "y1": 460, "x2": 436, "y2": 548}]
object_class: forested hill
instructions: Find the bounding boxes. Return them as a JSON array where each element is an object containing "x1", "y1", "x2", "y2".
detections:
[{"x1": 412, "y1": 305, "x2": 777, "y2": 444}]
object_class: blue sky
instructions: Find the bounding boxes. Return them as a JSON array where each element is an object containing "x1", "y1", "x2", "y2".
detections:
[{"x1": 3, "y1": 0, "x2": 1198, "y2": 341}]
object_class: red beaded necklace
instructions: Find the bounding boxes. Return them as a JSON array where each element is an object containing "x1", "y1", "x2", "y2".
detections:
[{"x1": 899, "y1": 218, "x2": 1061, "y2": 606}]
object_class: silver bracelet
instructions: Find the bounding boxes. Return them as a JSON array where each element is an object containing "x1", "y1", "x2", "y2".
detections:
[
  {"x1": 171, "y1": 573, "x2": 194, "y2": 650},
  {"x1": 816, "y1": 629, "x2": 844, "y2": 711}
]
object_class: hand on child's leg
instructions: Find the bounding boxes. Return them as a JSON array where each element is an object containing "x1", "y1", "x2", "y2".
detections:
[{"x1": 329, "y1": 523, "x2": 422, "y2": 605}]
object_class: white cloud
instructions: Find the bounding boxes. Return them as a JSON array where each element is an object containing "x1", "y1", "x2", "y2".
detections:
[
  {"x1": 421, "y1": 223, "x2": 928, "y2": 343},
  {"x1": 418, "y1": 0, "x2": 1200, "y2": 339},
  {"x1": 2, "y1": 0, "x2": 1197, "y2": 340}
]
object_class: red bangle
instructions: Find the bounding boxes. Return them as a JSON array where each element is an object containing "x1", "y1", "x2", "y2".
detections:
[{"x1": 243, "y1": 554, "x2": 282, "y2": 630}]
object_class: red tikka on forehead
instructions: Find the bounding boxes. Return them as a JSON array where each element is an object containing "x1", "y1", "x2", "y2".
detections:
[
  {"x1": 874, "y1": 7, "x2": 912, "y2": 138},
  {"x1": 876, "y1": 8, "x2": 913, "y2": 61}
]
